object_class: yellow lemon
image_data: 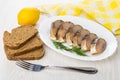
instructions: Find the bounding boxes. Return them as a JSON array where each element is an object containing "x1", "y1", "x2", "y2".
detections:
[{"x1": 17, "y1": 7, "x2": 40, "y2": 25}]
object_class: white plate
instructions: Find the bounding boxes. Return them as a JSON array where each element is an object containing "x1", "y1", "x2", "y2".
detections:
[{"x1": 38, "y1": 16, "x2": 118, "y2": 61}]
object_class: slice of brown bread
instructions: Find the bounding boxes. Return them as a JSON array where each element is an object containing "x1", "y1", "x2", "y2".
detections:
[
  {"x1": 5, "y1": 46, "x2": 45, "y2": 60},
  {"x1": 4, "y1": 36, "x2": 43, "y2": 56},
  {"x1": 3, "y1": 26, "x2": 38, "y2": 49}
]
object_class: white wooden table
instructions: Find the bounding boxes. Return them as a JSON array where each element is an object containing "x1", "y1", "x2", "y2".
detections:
[{"x1": 0, "y1": 0, "x2": 120, "y2": 80}]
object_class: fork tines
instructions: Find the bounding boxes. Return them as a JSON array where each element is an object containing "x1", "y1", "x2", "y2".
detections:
[{"x1": 16, "y1": 60, "x2": 34, "y2": 70}]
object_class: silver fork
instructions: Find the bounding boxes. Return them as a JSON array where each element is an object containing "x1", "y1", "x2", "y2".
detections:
[{"x1": 16, "y1": 60, "x2": 98, "y2": 74}]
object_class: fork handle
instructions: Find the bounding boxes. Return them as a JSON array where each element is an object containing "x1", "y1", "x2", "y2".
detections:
[{"x1": 46, "y1": 66, "x2": 98, "y2": 74}]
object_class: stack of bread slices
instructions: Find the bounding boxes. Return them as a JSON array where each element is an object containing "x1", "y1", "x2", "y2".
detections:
[{"x1": 3, "y1": 26, "x2": 45, "y2": 60}]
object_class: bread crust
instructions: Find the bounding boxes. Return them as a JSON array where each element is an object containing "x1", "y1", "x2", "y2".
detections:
[
  {"x1": 3, "y1": 26, "x2": 38, "y2": 49},
  {"x1": 6, "y1": 47, "x2": 45, "y2": 60},
  {"x1": 4, "y1": 36, "x2": 43, "y2": 56}
]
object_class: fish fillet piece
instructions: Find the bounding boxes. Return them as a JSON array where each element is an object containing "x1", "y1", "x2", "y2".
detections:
[
  {"x1": 50, "y1": 20, "x2": 64, "y2": 40},
  {"x1": 57, "y1": 22, "x2": 74, "y2": 42},
  {"x1": 66, "y1": 25, "x2": 83, "y2": 45},
  {"x1": 73, "y1": 29, "x2": 90, "y2": 46},
  {"x1": 91, "y1": 38, "x2": 106, "y2": 55},
  {"x1": 81, "y1": 33, "x2": 98, "y2": 51}
]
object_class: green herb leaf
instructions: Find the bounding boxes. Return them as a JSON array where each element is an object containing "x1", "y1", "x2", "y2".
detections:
[
  {"x1": 71, "y1": 46, "x2": 86, "y2": 56},
  {"x1": 52, "y1": 41, "x2": 87, "y2": 56}
]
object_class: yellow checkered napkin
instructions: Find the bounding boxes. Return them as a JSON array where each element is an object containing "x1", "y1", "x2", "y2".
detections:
[
  {"x1": 39, "y1": 0, "x2": 120, "y2": 35},
  {"x1": 80, "y1": 0, "x2": 120, "y2": 35}
]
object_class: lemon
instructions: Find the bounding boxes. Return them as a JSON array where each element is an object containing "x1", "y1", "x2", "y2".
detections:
[{"x1": 17, "y1": 7, "x2": 40, "y2": 25}]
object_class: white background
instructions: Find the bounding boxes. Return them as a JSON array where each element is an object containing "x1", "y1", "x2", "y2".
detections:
[{"x1": 0, "y1": 0, "x2": 120, "y2": 80}]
